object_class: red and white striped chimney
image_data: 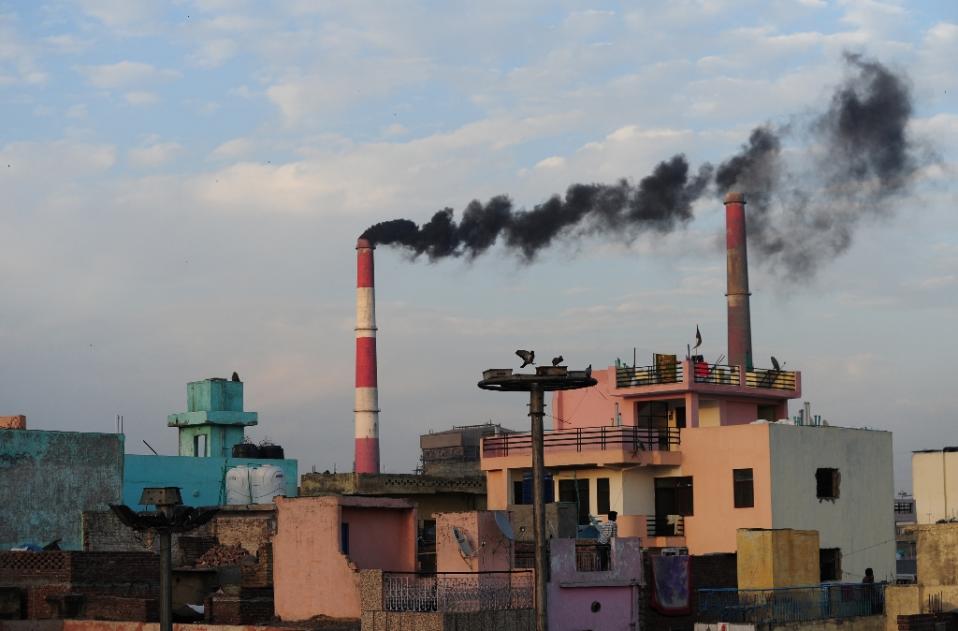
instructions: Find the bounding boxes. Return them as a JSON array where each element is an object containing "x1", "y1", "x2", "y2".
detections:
[
  {"x1": 354, "y1": 238, "x2": 380, "y2": 473},
  {"x1": 725, "y1": 192, "x2": 753, "y2": 371}
]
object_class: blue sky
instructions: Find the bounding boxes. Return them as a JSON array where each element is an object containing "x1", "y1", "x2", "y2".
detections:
[{"x1": 0, "y1": 0, "x2": 956, "y2": 491}]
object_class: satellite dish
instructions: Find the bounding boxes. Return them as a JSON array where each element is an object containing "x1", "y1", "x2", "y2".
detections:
[
  {"x1": 770, "y1": 356, "x2": 781, "y2": 371},
  {"x1": 494, "y1": 511, "x2": 515, "y2": 541},
  {"x1": 452, "y1": 526, "x2": 474, "y2": 557}
]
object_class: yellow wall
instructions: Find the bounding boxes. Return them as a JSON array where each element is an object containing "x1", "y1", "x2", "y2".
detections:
[
  {"x1": 913, "y1": 451, "x2": 958, "y2": 523},
  {"x1": 737, "y1": 528, "x2": 820, "y2": 589},
  {"x1": 915, "y1": 523, "x2": 958, "y2": 585}
]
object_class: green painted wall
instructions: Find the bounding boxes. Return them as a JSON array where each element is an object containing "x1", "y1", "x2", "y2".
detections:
[
  {"x1": 0, "y1": 429, "x2": 124, "y2": 550},
  {"x1": 124, "y1": 454, "x2": 298, "y2": 507}
]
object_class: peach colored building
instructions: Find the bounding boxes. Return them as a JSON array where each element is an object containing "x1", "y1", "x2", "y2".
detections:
[
  {"x1": 482, "y1": 356, "x2": 895, "y2": 581},
  {"x1": 272, "y1": 495, "x2": 416, "y2": 621}
]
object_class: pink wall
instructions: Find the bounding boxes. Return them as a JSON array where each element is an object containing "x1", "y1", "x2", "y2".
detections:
[
  {"x1": 341, "y1": 505, "x2": 416, "y2": 571},
  {"x1": 547, "y1": 537, "x2": 643, "y2": 631},
  {"x1": 678, "y1": 424, "x2": 773, "y2": 554},
  {"x1": 436, "y1": 511, "x2": 511, "y2": 573},
  {"x1": 272, "y1": 496, "x2": 415, "y2": 621},
  {"x1": 552, "y1": 368, "x2": 621, "y2": 429}
]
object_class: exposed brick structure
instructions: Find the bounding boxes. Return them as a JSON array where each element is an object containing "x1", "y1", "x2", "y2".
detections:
[{"x1": 0, "y1": 551, "x2": 159, "y2": 620}]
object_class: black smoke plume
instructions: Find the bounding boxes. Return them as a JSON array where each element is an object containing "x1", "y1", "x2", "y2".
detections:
[
  {"x1": 362, "y1": 156, "x2": 713, "y2": 261},
  {"x1": 716, "y1": 53, "x2": 923, "y2": 278},
  {"x1": 363, "y1": 53, "x2": 926, "y2": 277}
]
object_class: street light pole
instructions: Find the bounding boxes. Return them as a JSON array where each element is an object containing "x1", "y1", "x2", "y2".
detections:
[{"x1": 529, "y1": 384, "x2": 548, "y2": 631}]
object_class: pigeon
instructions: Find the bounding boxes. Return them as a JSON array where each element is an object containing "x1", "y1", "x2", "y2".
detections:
[
  {"x1": 551, "y1": 355, "x2": 563, "y2": 367},
  {"x1": 515, "y1": 349, "x2": 535, "y2": 368},
  {"x1": 770, "y1": 356, "x2": 781, "y2": 372},
  {"x1": 231, "y1": 371, "x2": 241, "y2": 382},
  {"x1": 585, "y1": 364, "x2": 592, "y2": 378}
]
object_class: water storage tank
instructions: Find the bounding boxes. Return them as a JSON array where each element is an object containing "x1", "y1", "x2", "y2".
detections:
[
  {"x1": 258, "y1": 444, "x2": 284, "y2": 459},
  {"x1": 225, "y1": 465, "x2": 253, "y2": 504},
  {"x1": 250, "y1": 464, "x2": 286, "y2": 503},
  {"x1": 232, "y1": 442, "x2": 260, "y2": 458}
]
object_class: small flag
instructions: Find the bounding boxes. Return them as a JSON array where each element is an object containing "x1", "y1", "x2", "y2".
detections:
[{"x1": 694, "y1": 325, "x2": 702, "y2": 349}]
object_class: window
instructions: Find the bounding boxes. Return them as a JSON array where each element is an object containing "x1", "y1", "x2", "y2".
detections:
[
  {"x1": 894, "y1": 501, "x2": 914, "y2": 515},
  {"x1": 513, "y1": 480, "x2": 527, "y2": 505},
  {"x1": 193, "y1": 434, "x2": 207, "y2": 457},
  {"x1": 816, "y1": 468, "x2": 840, "y2": 500},
  {"x1": 340, "y1": 522, "x2": 350, "y2": 555},
  {"x1": 558, "y1": 478, "x2": 590, "y2": 525},
  {"x1": 733, "y1": 468, "x2": 754, "y2": 508},
  {"x1": 655, "y1": 477, "x2": 694, "y2": 516},
  {"x1": 597, "y1": 478, "x2": 611, "y2": 515},
  {"x1": 820, "y1": 548, "x2": 841, "y2": 581}
]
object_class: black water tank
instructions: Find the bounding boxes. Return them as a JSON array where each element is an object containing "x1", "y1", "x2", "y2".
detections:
[
  {"x1": 259, "y1": 444, "x2": 285, "y2": 459},
  {"x1": 232, "y1": 443, "x2": 260, "y2": 458}
]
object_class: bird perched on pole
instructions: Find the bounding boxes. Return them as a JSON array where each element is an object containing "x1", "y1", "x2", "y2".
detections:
[
  {"x1": 551, "y1": 355, "x2": 563, "y2": 367},
  {"x1": 515, "y1": 349, "x2": 535, "y2": 368}
]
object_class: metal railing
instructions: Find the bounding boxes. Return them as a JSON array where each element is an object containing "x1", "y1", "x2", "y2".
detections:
[
  {"x1": 616, "y1": 363, "x2": 684, "y2": 388},
  {"x1": 383, "y1": 571, "x2": 534, "y2": 613},
  {"x1": 575, "y1": 542, "x2": 609, "y2": 572},
  {"x1": 745, "y1": 368, "x2": 798, "y2": 391},
  {"x1": 693, "y1": 363, "x2": 741, "y2": 385},
  {"x1": 647, "y1": 515, "x2": 685, "y2": 537},
  {"x1": 697, "y1": 583, "x2": 885, "y2": 624},
  {"x1": 482, "y1": 425, "x2": 680, "y2": 457}
]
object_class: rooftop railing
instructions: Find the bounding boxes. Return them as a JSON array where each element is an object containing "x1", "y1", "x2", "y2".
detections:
[
  {"x1": 698, "y1": 583, "x2": 885, "y2": 625},
  {"x1": 616, "y1": 363, "x2": 684, "y2": 388},
  {"x1": 615, "y1": 359, "x2": 799, "y2": 392},
  {"x1": 382, "y1": 571, "x2": 534, "y2": 613},
  {"x1": 482, "y1": 425, "x2": 680, "y2": 458},
  {"x1": 647, "y1": 514, "x2": 685, "y2": 537}
]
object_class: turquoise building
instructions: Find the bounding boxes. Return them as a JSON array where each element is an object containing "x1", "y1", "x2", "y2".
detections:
[{"x1": 123, "y1": 377, "x2": 298, "y2": 507}]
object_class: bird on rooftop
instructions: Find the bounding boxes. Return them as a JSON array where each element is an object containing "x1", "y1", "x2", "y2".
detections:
[
  {"x1": 585, "y1": 364, "x2": 592, "y2": 378},
  {"x1": 770, "y1": 356, "x2": 781, "y2": 372},
  {"x1": 552, "y1": 355, "x2": 563, "y2": 367},
  {"x1": 231, "y1": 371, "x2": 240, "y2": 382},
  {"x1": 516, "y1": 349, "x2": 535, "y2": 368}
]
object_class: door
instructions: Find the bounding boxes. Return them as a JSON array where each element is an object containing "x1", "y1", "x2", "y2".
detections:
[
  {"x1": 654, "y1": 476, "x2": 693, "y2": 535},
  {"x1": 558, "y1": 478, "x2": 591, "y2": 525}
]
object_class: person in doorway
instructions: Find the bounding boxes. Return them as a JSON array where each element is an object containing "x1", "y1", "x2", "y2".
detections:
[
  {"x1": 597, "y1": 511, "x2": 618, "y2": 570},
  {"x1": 862, "y1": 568, "x2": 879, "y2": 614}
]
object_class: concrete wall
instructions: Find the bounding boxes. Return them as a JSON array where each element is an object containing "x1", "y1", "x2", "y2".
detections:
[
  {"x1": 676, "y1": 424, "x2": 774, "y2": 554},
  {"x1": 694, "y1": 618, "x2": 883, "y2": 631},
  {"x1": 272, "y1": 496, "x2": 415, "y2": 621},
  {"x1": 436, "y1": 512, "x2": 511, "y2": 573},
  {"x1": 124, "y1": 455, "x2": 296, "y2": 507},
  {"x1": 914, "y1": 523, "x2": 958, "y2": 585},
  {"x1": 0, "y1": 429, "x2": 124, "y2": 550},
  {"x1": 912, "y1": 450, "x2": 958, "y2": 524},
  {"x1": 736, "y1": 529, "x2": 820, "y2": 589},
  {"x1": 547, "y1": 537, "x2": 643, "y2": 631},
  {"x1": 769, "y1": 425, "x2": 895, "y2": 582}
]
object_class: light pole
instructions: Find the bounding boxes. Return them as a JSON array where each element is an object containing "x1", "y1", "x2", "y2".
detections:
[
  {"x1": 478, "y1": 362, "x2": 596, "y2": 631},
  {"x1": 111, "y1": 488, "x2": 217, "y2": 631}
]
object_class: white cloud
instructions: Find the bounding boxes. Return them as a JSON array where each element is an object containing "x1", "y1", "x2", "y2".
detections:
[
  {"x1": 535, "y1": 156, "x2": 565, "y2": 169},
  {"x1": 128, "y1": 140, "x2": 183, "y2": 168},
  {"x1": 80, "y1": 61, "x2": 180, "y2": 89},
  {"x1": 209, "y1": 137, "x2": 253, "y2": 161},
  {"x1": 124, "y1": 91, "x2": 158, "y2": 106},
  {"x1": 190, "y1": 38, "x2": 238, "y2": 68}
]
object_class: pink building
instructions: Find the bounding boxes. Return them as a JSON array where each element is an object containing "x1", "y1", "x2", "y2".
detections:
[
  {"x1": 272, "y1": 495, "x2": 416, "y2": 621},
  {"x1": 548, "y1": 537, "x2": 644, "y2": 631},
  {"x1": 481, "y1": 193, "x2": 895, "y2": 581}
]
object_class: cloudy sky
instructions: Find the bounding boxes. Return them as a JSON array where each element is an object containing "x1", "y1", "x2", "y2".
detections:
[{"x1": 1, "y1": 1, "x2": 955, "y2": 491}]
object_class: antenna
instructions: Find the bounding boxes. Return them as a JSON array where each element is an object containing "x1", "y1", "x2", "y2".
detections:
[
  {"x1": 452, "y1": 526, "x2": 474, "y2": 557},
  {"x1": 494, "y1": 511, "x2": 515, "y2": 541},
  {"x1": 142, "y1": 440, "x2": 159, "y2": 456}
]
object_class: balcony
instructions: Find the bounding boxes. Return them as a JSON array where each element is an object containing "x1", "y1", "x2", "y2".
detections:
[
  {"x1": 481, "y1": 425, "x2": 681, "y2": 469},
  {"x1": 615, "y1": 359, "x2": 800, "y2": 396},
  {"x1": 380, "y1": 571, "x2": 533, "y2": 613}
]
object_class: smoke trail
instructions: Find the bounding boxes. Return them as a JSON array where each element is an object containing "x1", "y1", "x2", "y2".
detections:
[
  {"x1": 364, "y1": 53, "x2": 926, "y2": 277},
  {"x1": 716, "y1": 53, "x2": 923, "y2": 278},
  {"x1": 362, "y1": 156, "x2": 713, "y2": 261}
]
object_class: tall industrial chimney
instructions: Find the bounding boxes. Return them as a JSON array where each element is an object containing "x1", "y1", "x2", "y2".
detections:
[
  {"x1": 354, "y1": 238, "x2": 381, "y2": 473},
  {"x1": 725, "y1": 192, "x2": 753, "y2": 371}
]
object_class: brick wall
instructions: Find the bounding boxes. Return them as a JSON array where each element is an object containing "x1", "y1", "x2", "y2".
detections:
[
  {"x1": 0, "y1": 552, "x2": 159, "y2": 620},
  {"x1": 212, "y1": 513, "x2": 275, "y2": 554}
]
